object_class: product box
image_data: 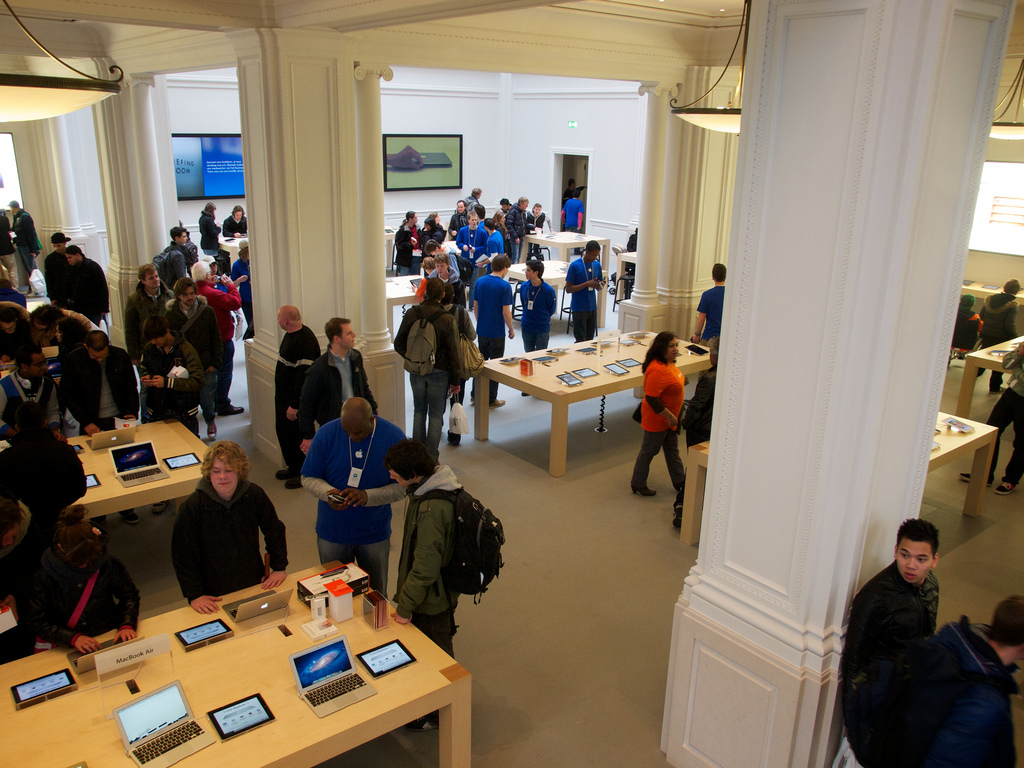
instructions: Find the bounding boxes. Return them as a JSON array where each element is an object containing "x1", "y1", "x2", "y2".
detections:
[
  {"x1": 297, "y1": 563, "x2": 369, "y2": 606},
  {"x1": 520, "y1": 359, "x2": 534, "y2": 377}
]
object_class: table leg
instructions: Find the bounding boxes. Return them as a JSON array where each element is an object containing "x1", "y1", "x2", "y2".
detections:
[
  {"x1": 963, "y1": 436, "x2": 997, "y2": 517},
  {"x1": 438, "y1": 663, "x2": 472, "y2": 768},
  {"x1": 956, "y1": 359, "x2": 979, "y2": 417},
  {"x1": 474, "y1": 373, "x2": 490, "y2": 441},
  {"x1": 549, "y1": 400, "x2": 569, "y2": 477},
  {"x1": 679, "y1": 453, "x2": 705, "y2": 545}
]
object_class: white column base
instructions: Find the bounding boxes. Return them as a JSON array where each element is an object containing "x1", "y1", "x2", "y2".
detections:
[
  {"x1": 362, "y1": 347, "x2": 406, "y2": 428},
  {"x1": 244, "y1": 339, "x2": 284, "y2": 466},
  {"x1": 662, "y1": 598, "x2": 841, "y2": 768},
  {"x1": 617, "y1": 298, "x2": 671, "y2": 334}
]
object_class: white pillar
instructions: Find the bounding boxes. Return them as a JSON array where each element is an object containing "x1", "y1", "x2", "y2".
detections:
[
  {"x1": 619, "y1": 82, "x2": 676, "y2": 333},
  {"x1": 354, "y1": 63, "x2": 406, "y2": 421},
  {"x1": 49, "y1": 115, "x2": 86, "y2": 241},
  {"x1": 661, "y1": 1, "x2": 1014, "y2": 767},
  {"x1": 128, "y1": 77, "x2": 168, "y2": 259}
]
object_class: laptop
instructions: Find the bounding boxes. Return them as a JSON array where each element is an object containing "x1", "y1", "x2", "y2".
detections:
[
  {"x1": 112, "y1": 680, "x2": 215, "y2": 768},
  {"x1": 89, "y1": 425, "x2": 137, "y2": 451},
  {"x1": 110, "y1": 441, "x2": 170, "y2": 488},
  {"x1": 288, "y1": 634, "x2": 377, "y2": 717},
  {"x1": 221, "y1": 589, "x2": 291, "y2": 625},
  {"x1": 67, "y1": 634, "x2": 146, "y2": 673}
]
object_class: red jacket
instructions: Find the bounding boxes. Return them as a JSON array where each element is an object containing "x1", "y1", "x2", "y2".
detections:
[{"x1": 195, "y1": 280, "x2": 241, "y2": 341}]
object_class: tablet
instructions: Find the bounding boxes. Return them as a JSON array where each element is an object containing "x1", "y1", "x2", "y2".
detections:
[
  {"x1": 164, "y1": 452, "x2": 200, "y2": 470},
  {"x1": 571, "y1": 368, "x2": 598, "y2": 378},
  {"x1": 604, "y1": 363, "x2": 629, "y2": 376},
  {"x1": 356, "y1": 639, "x2": 417, "y2": 678},
  {"x1": 557, "y1": 373, "x2": 582, "y2": 387},
  {"x1": 85, "y1": 474, "x2": 99, "y2": 489},
  {"x1": 207, "y1": 693, "x2": 275, "y2": 741},
  {"x1": 175, "y1": 618, "x2": 233, "y2": 650},
  {"x1": 533, "y1": 355, "x2": 557, "y2": 364},
  {"x1": 617, "y1": 358, "x2": 641, "y2": 367},
  {"x1": 685, "y1": 344, "x2": 709, "y2": 355},
  {"x1": 11, "y1": 668, "x2": 77, "y2": 709},
  {"x1": 983, "y1": 284, "x2": 1001, "y2": 290}
]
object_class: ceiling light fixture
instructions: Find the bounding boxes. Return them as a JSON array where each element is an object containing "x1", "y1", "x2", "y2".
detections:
[
  {"x1": 0, "y1": 0, "x2": 123, "y2": 122},
  {"x1": 991, "y1": 58, "x2": 1024, "y2": 140},
  {"x1": 671, "y1": 0, "x2": 749, "y2": 134}
]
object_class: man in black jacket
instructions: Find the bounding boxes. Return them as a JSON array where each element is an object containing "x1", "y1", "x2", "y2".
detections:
[
  {"x1": 503, "y1": 197, "x2": 528, "y2": 264},
  {"x1": 44, "y1": 232, "x2": 71, "y2": 307},
  {"x1": 64, "y1": 246, "x2": 109, "y2": 326},
  {"x1": 275, "y1": 305, "x2": 320, "y2": 489},
  {"x1": 8, "y1": 201, "x2": 38, "y2": 292},
  {"x1": 841, "y1": 518, "x2": 940, "y2": 707},
  {"x1": 299, "y1": 317, "x2": 376, "y2": 454},
  {"x1": 979, "y1": 279, "x2": 1020, "y2": 392},
  {"x1": 60, "y1": 331, "x2": 139, "y2": 436}
]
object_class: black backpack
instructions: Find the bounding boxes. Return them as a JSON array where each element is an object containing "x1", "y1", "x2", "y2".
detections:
[
  {"x1": 152, "y1": 248, "x2": 172, "y2": 287},
  {"x1": 422, "y1": 488, "x2": 504, "y2": 603},
  {"x1": 843, "y1": 639, "x2": 1000, "y2": 768},
  {"x1": 454, "y1": 252, "x2": 474, "y2": 284}
]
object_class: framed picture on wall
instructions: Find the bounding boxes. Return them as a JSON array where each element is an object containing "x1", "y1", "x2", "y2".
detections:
[{"x1": 382, "y1": 134, "x2": 462, "y2": 192}]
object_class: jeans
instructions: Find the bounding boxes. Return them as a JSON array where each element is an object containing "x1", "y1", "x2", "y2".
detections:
[
  {"x1": 411, "y1": 607, "x2": 457, "y2": 657},
  {"x1": 397, "y1": 256, "x2": 422, "y2": 276},
  {"x1": 202, "y1": 248, "x2": 219, "y2": 257},
  {"x1": 410, "y1": 369, "x2": 449, "y2": 460},
  {"x1": 14, "y1": 245, "x2": 36, "y2": 289},
  {"x1": 522, "y1": 329, "x2": 550, "y2": 353},
  {"x1": 984, "y1": 388, "x2": 1024, "y2": 485},
  {"x1": 474, "y1": 336, "x2": 504, "y2": 403},
  {"x1": 631, "y1": 427, "x2": 686, "y2": 501},
  {"x1": 316, "y1": 536, "x2": 390, "y2": 596},
  {"x1": 572, "y1": 310, "x2": 597, "y2": 342},
  {"x1": 216, "y1": 338, "x2": 235, "y2": 412},
  {"x1": 199, "y1": 367, "x2": 217, "y2": 422}
]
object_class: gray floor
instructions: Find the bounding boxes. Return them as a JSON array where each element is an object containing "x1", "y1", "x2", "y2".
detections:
[{"x1": 105, "y1": 313, "x2": 1024, "y2": 767}]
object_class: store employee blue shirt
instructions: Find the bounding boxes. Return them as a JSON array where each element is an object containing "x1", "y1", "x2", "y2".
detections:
[
  {"x1": 473, "y1": 273, "x2": 513, "y2": 338},
  {"x1": 566, "y1": 257, "x2": 602, "y2": 312},
  {"x1": 696, "y1": 284, "x2": 725, "y2": 340},
  {"x1": 519, "y1": 280, "x2": 557, "y2": 333},
  {"x1": 302, "y1": 416, "x2": 406, "y2": 545}
]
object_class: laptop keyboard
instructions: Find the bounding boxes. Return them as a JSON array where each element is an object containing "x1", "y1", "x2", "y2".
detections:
[
  {"x1": 132, "y1": 721, "x2": 204, "y2": 764},
  {"x1": 305, "y1": 674, "x2": 367, "y2": 706},
  {"x1": 122, "y1": 467, "x2": 163, "y2": 482}
]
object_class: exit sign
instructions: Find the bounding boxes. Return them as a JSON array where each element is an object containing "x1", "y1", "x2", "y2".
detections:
[{"x1": 568, "y1": 120, "x2": 577, "y2": 128}]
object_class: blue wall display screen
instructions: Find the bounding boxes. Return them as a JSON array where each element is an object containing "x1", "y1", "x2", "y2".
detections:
[{"x1": 172, "y1": 134, "x2": 245, "y2": 200}]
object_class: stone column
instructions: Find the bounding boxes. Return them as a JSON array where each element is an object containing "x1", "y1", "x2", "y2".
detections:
[
  {"x1": 355, "y1": 63, "x2": 406, "y2": 421},
  {"x1": 49, "y1": 115, "x2": 86, "y2": 241},
  {"x1": 661, "y1": 1, "x2": 1014, "y2": 767},
  {"x1": 618, "y1": 82, "x2": 676, "y2": 333},
  {"x1": 128, "y1": 77, "x2": 169, "y2": 259}
]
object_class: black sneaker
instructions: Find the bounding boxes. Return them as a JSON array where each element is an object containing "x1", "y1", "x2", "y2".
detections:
[
  {"x1": 150, "y1": 501, "x2": 168, "y2": 514},
  {"x1": 995, "y1": 482, "x2": 1016, "y2": 496},
  {"x1": 119, "y1": 510, "x2": 140, "y2": 525},
  {"x1": 217, "y1": 405, "x2": 245, "y2": 416},
  {"x1": 959, "y1": 473, "x2": 993, "y2": 486},
  {"x1": 275, "y1": 469, "x2": 296, "y2": 480},
  {"x1": 405, "y1": 713, "x2": 439, "y2": 731},
  {"x1": 284, "y1": 476, "x2": 303, "y2": 490}
]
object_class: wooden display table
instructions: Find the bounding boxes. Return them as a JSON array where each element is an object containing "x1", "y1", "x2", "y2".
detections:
[
  {"x1": 219, "y1": 237, "x2": 243, "y2": 259},
  {"x1": 680, "y1": 412, "x2": 997, "y2": 544},
  {"x1": 0, "y1": 566, "x2": 470, "y2": 768},
  {"x1": 960, "y1": 280, "x2": 1002, "y2": 302},
  {"x1": 473, "y1": 333, "x2": 712, "y2": 477},
  {"x1": 506, "y1": 261, "x2": 607, "y2": 329},
  {"x1": 954, "y1": 336, "x2": 1023, "y2": 417},
  {"x1": 384, "y1": 226, "x2": 396, "y2": 270},
  {"x1": 70, "y1": 420, "x2": 207, "y2": 518},
  {"x1": 385, "y1": 275, "x2": 422, "y2": 338},
  {"x1": 521, "y1": 231, "x2": 611, "y2": 267}
]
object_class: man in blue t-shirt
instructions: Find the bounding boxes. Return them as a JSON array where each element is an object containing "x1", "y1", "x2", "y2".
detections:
[
  {"x1": 690, "y1": 262, "x2": 727, "y2": 343},
  {"x1": 300, "y1": 396, "x2": 407, "y2": 595},
  {"x1": 562, "y1": 190, "x2": 585, "y2": 232},
  {"x1": 472, "y1": 254, "x2": 514, "y2": 408},
  {"x1": 455, "y1": 212, "x2": 487, "y2": 297},
  {"x1": 565, "y1": 241, "x2": 604, "y2": 342},
  {"x1": 520, "y1": 259, "x2": 557, "y2": 354}
]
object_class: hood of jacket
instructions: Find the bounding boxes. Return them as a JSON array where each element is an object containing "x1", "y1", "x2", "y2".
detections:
[
  {"x1": 41, "y1": 532, "x2": 111, "y2": 580},
  {"x1": 933, "y1": 616, "x2": 1019, "y2": 696},
  {"x1": 199, "y1": 210, "x2": 215, "y2": 222},
  {"x1": 165, "y1": 293, "x2": 208, "y2": 313},
  {"x1": 134, "y1": 282, "x2": 173, "y2": 302},
  {"x1": 412, "y1": 464, "x2": 462, "y2": 496},
  {"x1": 195, "y1": 475, "x2": 252, "y2": 509},
  {"x1": 985, "y1": 293, "x2": 1018, "y2": 313}
]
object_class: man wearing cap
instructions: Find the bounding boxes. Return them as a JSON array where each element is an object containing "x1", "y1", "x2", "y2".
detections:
[
  {"x1": 64, "y1": 246, "x2": 109, "y2": 327},
  {"x1": 44, "y1": 233, "x2": 71, "y2": 308},
  {"x1": 8, "y1": 201, "x2": 38, "y2": 293}
]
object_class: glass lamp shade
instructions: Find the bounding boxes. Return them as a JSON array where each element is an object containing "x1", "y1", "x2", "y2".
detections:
[
  {"x1": 0, "y1": 74, "x2": 120, "y2": 122},
  {"x1": 991, "y1": 122, "x2": 1024, "y2": 140},
  {"x1": 673, "y1": 107, "x2": 742, "y2": 134}
]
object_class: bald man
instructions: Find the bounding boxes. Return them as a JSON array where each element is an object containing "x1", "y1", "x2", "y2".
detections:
[
  {"x1": 275, "y1": 305, "x2": 320, "y2": 488},
  {"x1": 300, "y1": 397, "x2": 407, "y2": 594}
]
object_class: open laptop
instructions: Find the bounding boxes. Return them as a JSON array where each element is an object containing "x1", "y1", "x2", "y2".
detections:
[
  {"x1": 221, "y1": 589, "x2": 291, "y2": 626},
  {"x1": 288, "y1": 634, "x2": 377, "y2": 717},
  {"x1": 67, "y1": 634, "x2": 146, "y2": 673},
  {"x1": 112, "y1": 680, "x2": 215, "y2": 768},
  {"x1": 89, "y1": 425, "x2": 137, "y2": 451},
  {"x1": 110, "y1": 441, "x2": 170, "y2": 488}
]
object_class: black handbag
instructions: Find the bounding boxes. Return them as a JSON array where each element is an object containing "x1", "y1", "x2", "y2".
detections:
[{"x1": 632, "y1": 402, "x2": 643, "y2": 424}]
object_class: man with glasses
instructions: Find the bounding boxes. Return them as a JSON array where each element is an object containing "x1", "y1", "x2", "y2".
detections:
[{"x1": 0, "y1": 345, "x2": 62, "y2": 441}]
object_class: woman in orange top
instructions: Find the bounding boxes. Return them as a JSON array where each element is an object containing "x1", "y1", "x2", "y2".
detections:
[{"x1": 631, "y1": 332, "x2": 687, "y2": 507}]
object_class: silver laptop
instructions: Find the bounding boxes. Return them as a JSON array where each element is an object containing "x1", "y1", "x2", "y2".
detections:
[
  {"x1": 288, "y1": 634, "x2": 377, "y2": 717},
  {"x1": 112, "y1": 680, "x2": 215, "y2": 768},
  {"x1": 110, "y1": 441, "x2": 170, "y2": 488},
  {"x1": 222, "y1": 589, "x2": 291, "y2": 625},
  {"x1": 67, "y1": 634, "x2": 146, "y2": 673},
  {"x1": 89, "y1": 425, "x2": 137, "y2": 451}
]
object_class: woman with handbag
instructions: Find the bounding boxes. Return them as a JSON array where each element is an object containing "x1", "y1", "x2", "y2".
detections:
[
  {"x1": 27, "y1": 506, "x2": 140, "y2": 653},
  {"x1": 630, "y1": 331, "x2": 686, "y2": 509},
  {"x1": 443, "y1": 283, "x2": 477, "y2": 446}
]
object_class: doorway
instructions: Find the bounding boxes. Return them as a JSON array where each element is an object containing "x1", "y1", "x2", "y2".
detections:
[{"x1": 552, "y1": 152, "x2": 589, "y2": 232}]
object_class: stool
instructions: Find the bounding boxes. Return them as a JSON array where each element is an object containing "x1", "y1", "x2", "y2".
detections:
[
  {"x1": 559, "y1": 288, "x2": 573, "y2": 333},
  {"x1": 613, "y1": 275, "x2": 634, "y2": 310},
  {"x1": 679, "y1": 441, "x2": 710, "y2": 545}
]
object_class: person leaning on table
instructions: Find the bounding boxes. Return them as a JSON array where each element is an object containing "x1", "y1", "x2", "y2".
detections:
[{"x1": 172, "y1": 440, "x2": 288, "y2": 614}]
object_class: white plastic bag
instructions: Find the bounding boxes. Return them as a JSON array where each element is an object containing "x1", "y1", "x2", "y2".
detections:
[
  {"x1": 28, "y1": 268, "x2": 45, "y2": 297},
  {"x1": 449, "y1": 398, "x2": 469, "y2": 435}
]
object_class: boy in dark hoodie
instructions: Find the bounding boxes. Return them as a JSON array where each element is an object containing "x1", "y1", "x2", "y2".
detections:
[
  {"x1": 951, "y1": 293, "x2": 981, "y2": 357},
  {"x1": 979, "y1": 279, "x2": 1020, "y2": 392}
]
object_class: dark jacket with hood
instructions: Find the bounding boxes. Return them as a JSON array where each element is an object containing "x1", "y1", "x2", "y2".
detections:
[
  {"x1": 124, "y1": 280, "x2": 174, "y2": 361},
  {"x1": 952, "y1": 302, "x2": 982, "y2": 351},
  {"x1": 682, "y1": 364, "x2": 717, "y2": 448},
  {"x1": 198, "y1": 209, "x2": 221, "y2": 251},
  {"x1": 65, "y1": 256, "x2": 109, "y2": 318},
  {"x1": 60, "y1": 344, "x2": 140, "y2": 429},
  {"x1": 298, "y1": 349, "x2": 377, "y2": 439},
  {"x1": 979, "y1": 292, "x2": 1019, "y2": 346},
  {"x1": 921, "y1": 617, "x2": 1018, "y2": 768},
  {"x1": 222, "y1": 214, "x2": 247, "y2": 239},
  {"x1": 0, "y1": 492, "x2": 44, "y2": 662},
  {"x1": 0, "y1": 428, "x2": 86, "y2": 536},
  {"x1": 171, "y1": 478, "x2": 288, "y2": 602},
  {"x1": 164, "y1": 294, "x2": 223, "y2": 371},
  {"x1": 27, "y1": 535, "x2": 140, "y2": 648}
]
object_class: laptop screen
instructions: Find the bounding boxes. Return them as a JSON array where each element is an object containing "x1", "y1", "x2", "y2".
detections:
[
  {"x1": 117, "y1": 683, "x2": 190, "y2": 746},
  {"x1": 293, "y1": 637, "x2": 353, "y2": 690},
  {"x1": 111, "y1": 442, "x2": 158, "y2": 473}
]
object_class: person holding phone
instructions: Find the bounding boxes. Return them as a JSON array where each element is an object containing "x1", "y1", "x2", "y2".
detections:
[
  {"x1": 564, "y1": 241, "x2": 604, "y2": 342},
  {"x1": 630, "y1": 332, "x2": 686, "y2": 510}
]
